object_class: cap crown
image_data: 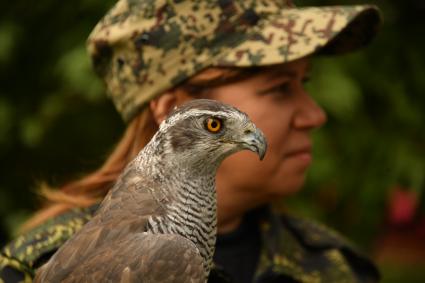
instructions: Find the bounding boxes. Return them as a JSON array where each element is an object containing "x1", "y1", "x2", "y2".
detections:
[{"x1": 87, "y1": 0, "x2": 380, "y2": 122}]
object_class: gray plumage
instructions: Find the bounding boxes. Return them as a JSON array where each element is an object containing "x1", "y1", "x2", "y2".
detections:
[{"x1": 34, "y1": 99, "x2": 267, "y2": 283}]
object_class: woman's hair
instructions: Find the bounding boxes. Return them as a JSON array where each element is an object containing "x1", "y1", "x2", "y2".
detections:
[
  {"x1": 22, "y1": 66, "x2": 263, "y2": 231},
  {"x1": 21, "y1": 109, "x2": 158, "y2": 231}
]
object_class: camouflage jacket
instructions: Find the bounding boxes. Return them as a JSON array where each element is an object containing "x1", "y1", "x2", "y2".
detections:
[{"x1": 0, "y1": 205, "x2": 379, "y2": 283}]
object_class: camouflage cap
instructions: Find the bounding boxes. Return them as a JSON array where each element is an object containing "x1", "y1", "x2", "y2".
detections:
[{"x1": 87, "y1": 0, "x2": 381, "y2": 122}]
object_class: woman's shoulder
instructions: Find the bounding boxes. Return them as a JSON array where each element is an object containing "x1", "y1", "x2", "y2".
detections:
[
  {"x1": 0, "y1": 205, "x2": 98, "y2": 282},
  {"x1": 254, "y1": 209, "x2": 380, "y2": 283},
  {"x1": 281, "y1": 213, "x2": 362, "y2": 251},
  {"x1": 279, "y1": 213, "x2": 380, "y2": 282}
]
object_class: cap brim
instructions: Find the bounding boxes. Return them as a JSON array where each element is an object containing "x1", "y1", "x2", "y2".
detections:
[{"x1": 213, "y1": 5, "x2": 382, "y2": 67}]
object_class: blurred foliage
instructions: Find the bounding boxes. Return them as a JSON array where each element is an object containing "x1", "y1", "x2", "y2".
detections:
[
  {"x1": 294, "y1": 1, "x2": 425, "y2": 282},
  {"x1": 0, "y1": 0, "x2": 121, "y2": 236},
  {"x1": 0, "y1": 0, "x2": 424, "y2": 282}
]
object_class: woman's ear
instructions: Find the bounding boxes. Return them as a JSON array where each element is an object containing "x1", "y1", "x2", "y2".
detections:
[
  {"x1": 150, "y1": 89, "x2": 194, "y2": 126},
  {"x1": 149, "y1": 92, "x2": 177, "y2": 126}
]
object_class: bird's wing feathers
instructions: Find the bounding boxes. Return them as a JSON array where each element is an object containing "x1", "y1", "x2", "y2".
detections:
[
  {"x1": 39, "y1": 233, "x2": 204, "y2": 283},
  {"x1": 99, "y1": 163, "x2": 169, "y2": 224},
  {"x1": 35, "y1": 165, "x2": 170, "y2": 283}
]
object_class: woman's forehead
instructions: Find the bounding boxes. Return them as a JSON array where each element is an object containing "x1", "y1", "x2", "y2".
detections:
[{"x1": 208, "y1": 58, "x2": 310, "y2": 83}]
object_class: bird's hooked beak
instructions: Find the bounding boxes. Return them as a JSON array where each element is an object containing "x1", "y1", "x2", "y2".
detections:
[{"x1": 240, "y1": 123, "x2": 267, "y2": 160}]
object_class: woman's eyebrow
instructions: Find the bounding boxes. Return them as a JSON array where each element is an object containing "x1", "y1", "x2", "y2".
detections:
[{"x1": 266, "y1": 69, "x2": 296, "y2": 80}]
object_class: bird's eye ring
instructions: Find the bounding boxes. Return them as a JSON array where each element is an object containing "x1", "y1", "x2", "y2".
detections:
[{"x1": 205, "y1": 117, "x2": 222, "y2": 133}]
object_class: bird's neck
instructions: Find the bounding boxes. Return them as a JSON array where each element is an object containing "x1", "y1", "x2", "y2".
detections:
[{"x1": 140, "y1": 140, "x2": 219, "y2": 275}]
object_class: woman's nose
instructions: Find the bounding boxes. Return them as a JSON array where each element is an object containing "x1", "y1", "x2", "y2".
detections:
[{"x1": 293, "y1": 91, "x2": 327, "y2": 130}]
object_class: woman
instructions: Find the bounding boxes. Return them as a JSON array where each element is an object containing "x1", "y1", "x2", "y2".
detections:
[{"x1": 0, "y1": 0, "x2": 382, "y2": 282}]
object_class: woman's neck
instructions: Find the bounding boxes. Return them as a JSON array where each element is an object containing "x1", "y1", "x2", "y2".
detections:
[{"x1": 215, "y1": 182, "x2": 269, "y2": 234}]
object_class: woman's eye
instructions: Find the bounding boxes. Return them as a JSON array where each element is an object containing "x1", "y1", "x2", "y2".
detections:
[
  {"x1": 264, "y1": 82, "x2": 292, "y2": 96},
  {"x1": 274, "y1": 83, "x2": 291, "y2": 94}
]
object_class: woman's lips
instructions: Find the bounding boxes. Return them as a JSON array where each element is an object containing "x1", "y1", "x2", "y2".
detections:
[{"x1": 284, "y1": 147, "x2": 312, "y2": 164}]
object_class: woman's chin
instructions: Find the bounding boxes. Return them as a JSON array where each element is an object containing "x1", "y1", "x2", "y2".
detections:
[{"x1": 268, "y1": 175, "x2": 307, "y2": 198}]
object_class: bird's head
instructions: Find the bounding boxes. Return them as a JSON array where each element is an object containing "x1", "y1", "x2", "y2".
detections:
[{"x1": 155, "y1": 99, "x2": 267, "y2": 172}]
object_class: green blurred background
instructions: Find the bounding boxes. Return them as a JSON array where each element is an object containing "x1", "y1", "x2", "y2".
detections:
[{"x1": 0, "y1": 0, "x2": 424, "y2": 282}]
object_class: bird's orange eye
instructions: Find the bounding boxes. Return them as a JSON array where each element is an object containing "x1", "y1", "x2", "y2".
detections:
[{"x1": 206, "y1": 118, "x2": 222, "y2": 133}]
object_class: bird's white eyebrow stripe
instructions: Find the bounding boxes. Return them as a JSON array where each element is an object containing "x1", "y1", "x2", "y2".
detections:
[
  {"x1": 159, "y1": 107, "x2": 248, "y2": 132},
  {"x1": 180, "y1": 109, "x2": 232, "y2": 117},
  {"x1": 168, "y1": 109, "x2": 242, "y2": 123}
]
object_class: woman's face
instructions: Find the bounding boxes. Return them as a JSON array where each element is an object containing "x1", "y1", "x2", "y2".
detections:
[{"x1": 205, "y1": 58, "x2": 326, "y2": 203}]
